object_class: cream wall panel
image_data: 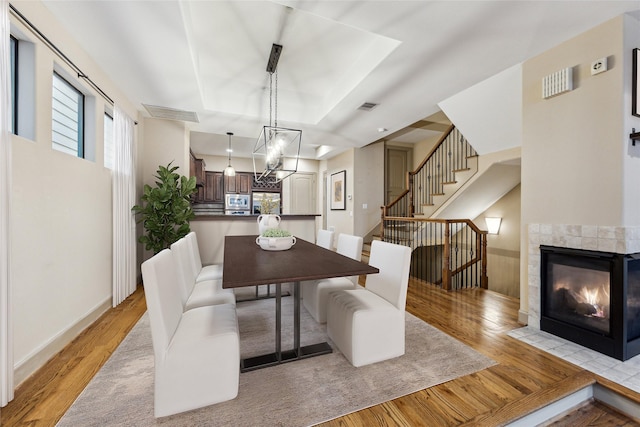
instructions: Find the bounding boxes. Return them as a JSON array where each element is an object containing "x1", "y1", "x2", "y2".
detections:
[
  {"x1": 190, "y1": 217, "x2": 317, "y2": 265},
  {"x1": 474, "y1": 185, "x2": 521, "y2": 297},
  {"x1": 521, "y1": 15, "x2": 640, "y2": 322},
  {"x1": 522, "y1": 16, "x2": 624, "y2": 228},
  {"x1": 9, "y1": 0, "x2": 139, "y2": 385},
  {"x1": 622, "y1": 14, "x2": 640, "y2": 224},
  {"x1": 326, "y1": 150, "x2": 355, "y2": 238},
  {"x1": 354, "y1": 141, "x2": 384, "y2": 238},
  {"x1": 141, "y1": 118, "x2": 189, "y2": 188}
]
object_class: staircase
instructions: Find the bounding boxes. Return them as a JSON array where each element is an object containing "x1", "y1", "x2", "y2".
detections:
[{"x1": 380, "y1": 125, "x2": 487, "y2": 290}]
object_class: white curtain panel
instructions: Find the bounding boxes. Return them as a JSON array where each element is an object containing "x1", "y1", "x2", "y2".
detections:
[
  {"x1": 112, "y1": 106, "x2": 137, "y2": 307},
  {"x1": 0, "y1": 0, "x2": 13, "y2": 407}
]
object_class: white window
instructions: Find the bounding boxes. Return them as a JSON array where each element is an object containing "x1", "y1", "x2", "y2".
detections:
[
  {"x1": 52, "y1": 72, "x2": 84, "y2": 157},
  {"x1": 10, "y1": 36, "x2": 17, "y2": 134},
  {"x1": 104, "y1": 112, "x2": 114, "y2": 170},
  {"x1": 9, "y1": 32, "x2": 35, "y2": 140}
]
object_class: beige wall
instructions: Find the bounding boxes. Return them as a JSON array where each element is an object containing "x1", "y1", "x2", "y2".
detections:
[
  {"x1": 520, "y1": 14, "x2": 640, "y2": 321},
  {"x1": 474, "y1": 185, "x2": 521, "y2": 297},
  {"x1": 10, "y1": 0, "x2": 139, "y2": 384},
  {"x1": 354, "y1": 141, "x2": 384, "y2": 238},
  {"x1": 325, "y1": 150, "x2": 355, "y2": 238},
  {"x1": 411, "y1": 135, "x2": 440, "y2": 170},
  {"x1": 141, "y1": 118, "x2": 190, "y2": 188},
  {"x1": 190, "y1": 217, "x2": 317, "y2": 265}
]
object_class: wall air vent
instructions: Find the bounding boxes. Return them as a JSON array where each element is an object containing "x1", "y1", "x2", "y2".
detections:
[
  {"x1": 358, "y1": 102, "x2": 378, "y2": 111},
  {"x1": 143, "y1": 104, "x2": 199, "y2": 123},
  {"x1": 542, "y1": 67, "x2": 573, "y2": 99}
]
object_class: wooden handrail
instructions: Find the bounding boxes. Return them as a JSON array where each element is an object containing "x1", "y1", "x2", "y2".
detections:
[
  {"x1": 380, "y1": 216, "x2": 488, "y2": 291},
  {"x1": 412, "y1": 124, "x2": 455, "y2": 174},
  {"x1": 382, "y1": 124, "x2": 456, "y2": 216}
]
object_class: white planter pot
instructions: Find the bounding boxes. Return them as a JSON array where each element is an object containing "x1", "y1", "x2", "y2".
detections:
[
  {"x1": 255, "y1": 235, "x2": 297, "y2": 251},
  {"x1": 257, "y1": 214, "x2": 281, "y2": 235}
]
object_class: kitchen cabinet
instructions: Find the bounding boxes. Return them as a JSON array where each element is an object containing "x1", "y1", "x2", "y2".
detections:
[
  {"x1": 225, "y1": 172, "x2": 251, "y2": 194},
  {"x1": 204, "y1": 171, "x2": 224, "y2": 203},
  {"x1": 194, "y1": 159, "x2": 205, "y2": 187},
  {"x1": 189, "y1": 151, "x2": 205, "y2": 185}
]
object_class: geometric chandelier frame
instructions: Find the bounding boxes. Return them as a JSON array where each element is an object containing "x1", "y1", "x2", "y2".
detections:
[{"x1": 253, "y1": 43, "x2": 302, "y2": 183}]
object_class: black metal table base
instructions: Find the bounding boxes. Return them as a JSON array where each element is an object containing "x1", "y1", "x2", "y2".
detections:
[
  {"x1": 239, "y1": 281, "x2": 333, "y2": 373},
  {"x1": 240, "y1": 342, "x2": 332, "y2": 372}
]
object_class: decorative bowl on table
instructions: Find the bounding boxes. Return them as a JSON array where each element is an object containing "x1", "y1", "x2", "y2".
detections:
[{"x1": 256, "y1": 228, "x2": 296, "y2": 251}]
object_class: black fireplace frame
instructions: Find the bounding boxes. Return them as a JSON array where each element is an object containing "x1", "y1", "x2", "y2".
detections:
[{"x1": 540, "y1": 245, "x2": 640, "y2": 361}]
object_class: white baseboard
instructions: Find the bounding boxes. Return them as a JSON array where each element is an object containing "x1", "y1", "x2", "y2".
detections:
[
  {"x1": 13, "y1": 297, "x2": 111, "y2": 387},
  {"x1": 593, "y1": 384, "x2": 640, "y2": 422},
  {"x1": 517, "y1": 309, "x2": 528, "y2": 325},
  {"x1": 506, "y1": 386, "x2": 593, "y2": 426}
]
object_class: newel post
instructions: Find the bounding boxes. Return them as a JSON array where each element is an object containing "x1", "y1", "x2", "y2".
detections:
[
  {"x1": 442, "y1": 222, "x2": 451, "y2": 290},
  {"x1": 481, "y1": 231, "x2": 488, "y2": 289},
  {"x1": 408, "y1": 172, "x2": 414, "y2": 217},
  {"x1": 380, "y1": 205, "x2": 387, "y2": 241}
]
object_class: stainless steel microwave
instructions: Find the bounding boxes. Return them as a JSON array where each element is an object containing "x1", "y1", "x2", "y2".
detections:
[{"x1": 225, "y1": 194, "x2": 250, "y2": 210}]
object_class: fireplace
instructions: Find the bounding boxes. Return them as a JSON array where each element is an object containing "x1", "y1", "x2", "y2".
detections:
[{"x1": 540, "y1": 245, "x2": 640, "y2": 361}]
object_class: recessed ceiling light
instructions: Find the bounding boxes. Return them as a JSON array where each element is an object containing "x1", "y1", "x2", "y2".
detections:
[{"x1": 377, "y1": 127, "x2": 388, "y2": 133}]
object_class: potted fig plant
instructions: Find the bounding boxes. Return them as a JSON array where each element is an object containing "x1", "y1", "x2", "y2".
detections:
[{"x1": 132, "y1": 162, "x2": 197, "y2": 254}]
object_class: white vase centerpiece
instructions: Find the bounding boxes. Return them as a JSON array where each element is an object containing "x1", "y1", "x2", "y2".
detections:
[{"x1": 257, "y1": 194, "x2": 281, "y2": 235}]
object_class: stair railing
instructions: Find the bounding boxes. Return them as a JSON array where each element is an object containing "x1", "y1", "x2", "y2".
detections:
[
  {"x1": 381, "y1": 216, "x2": 488, "y2": 290},
  {"x1": 382, "y1": 124, "x2": 477, "y2": 219}
]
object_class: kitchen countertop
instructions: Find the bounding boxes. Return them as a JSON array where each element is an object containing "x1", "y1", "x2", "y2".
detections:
[{"x1": 190, "y1": 214, "x2": 319, "y2": 221}]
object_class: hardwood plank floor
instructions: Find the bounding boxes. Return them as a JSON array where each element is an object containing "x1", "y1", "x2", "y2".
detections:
[{"x1": 2, "y1": 281, "x2": 639, "y2": 426}]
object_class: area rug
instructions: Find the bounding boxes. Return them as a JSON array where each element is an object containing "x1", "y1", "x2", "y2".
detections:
[{"x1": 57, "y1": 292, "x2": 495, "y2": 427}]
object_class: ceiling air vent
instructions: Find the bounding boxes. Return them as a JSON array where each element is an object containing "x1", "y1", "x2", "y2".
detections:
[
  {"x1": 358, "y1": 102, "x2": 378, "y2": 111},
  {"x1": 143, "y1": 104, "x2": 199, "y2": 123}
]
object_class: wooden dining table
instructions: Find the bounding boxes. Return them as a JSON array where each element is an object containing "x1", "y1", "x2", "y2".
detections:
[{"x1": 222, "y1": 235, "x2": 379, "y2": 372}]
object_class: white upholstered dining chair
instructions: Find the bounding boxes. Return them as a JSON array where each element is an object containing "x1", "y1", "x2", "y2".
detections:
[
  {"x1": 141, "y1": 249, "x2": 240, "y2": 417},
  {"x1": 316, "y1": 228, "x2": 335, "y2": 250},
  {"x1": 326, "y1": 240, "x2": 412, "y2": 367},
  {"x1": 185, "y1": 231, "x2": 223, "y2": 282},
  {"x1": 170, "y1": 237, "x2": 235, "y2": 311},
  {"x1": 302, "y1": 233, "x2": 363, "y2": 323}
]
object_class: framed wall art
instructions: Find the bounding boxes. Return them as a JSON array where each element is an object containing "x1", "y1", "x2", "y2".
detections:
[{"x1": 330, "y1": 170, "x2": 346, "y2": 210}]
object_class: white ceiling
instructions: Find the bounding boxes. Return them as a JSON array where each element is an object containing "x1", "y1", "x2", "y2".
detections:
[{"x1": 41, "y1": 1, "x2": 640, "y2": 159}]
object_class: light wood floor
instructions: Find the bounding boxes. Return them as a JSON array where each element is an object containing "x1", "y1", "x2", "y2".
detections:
[{"x1": 2, "y1": 281, "x2": 640, "y2": 426}]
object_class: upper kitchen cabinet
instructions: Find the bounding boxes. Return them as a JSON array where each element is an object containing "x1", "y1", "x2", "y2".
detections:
[
  {"x1": 189, "y1": 150, "x2": 206, "y2": 188},
  {"x1": 225, "y1": 172, "x2": 251, "y2": 194},
  {"x1": 204, "y1": 171, "x2": 224, "y2": 203}
]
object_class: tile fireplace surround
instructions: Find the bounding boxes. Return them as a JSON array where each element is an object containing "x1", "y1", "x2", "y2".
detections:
[
  {"x1": 520, "y1": 224, "x2": 640, "y2": 395},
  {"x1": 527, "y1": 224, "x2": 640, "y2": 329}
]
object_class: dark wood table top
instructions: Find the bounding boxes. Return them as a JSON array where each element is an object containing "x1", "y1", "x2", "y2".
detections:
[{"x1": 222, "y1": 235, "x2": 379, "y2": 289}]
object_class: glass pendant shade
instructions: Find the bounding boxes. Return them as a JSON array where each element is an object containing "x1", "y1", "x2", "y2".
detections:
[{"x1": 224, "y1": 132, "x2": 236, "y2": 176}]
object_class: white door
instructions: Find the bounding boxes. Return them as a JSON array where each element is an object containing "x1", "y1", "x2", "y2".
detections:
[{"x1": 289, "y1": 172, "x2": 317, "y2": 214}]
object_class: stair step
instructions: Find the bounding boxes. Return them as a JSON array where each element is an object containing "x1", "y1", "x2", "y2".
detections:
[
  {"x1": 442, "y1": 181, "x2": 457, "y2": 185},
  {"x1": 453, "y1": 168, "x2": 471, "y2": 172}
]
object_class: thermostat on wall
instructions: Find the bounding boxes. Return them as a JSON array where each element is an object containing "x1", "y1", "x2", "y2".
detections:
[{"x1": 591, "y1": 57, "x2": 608, "y2": 75}]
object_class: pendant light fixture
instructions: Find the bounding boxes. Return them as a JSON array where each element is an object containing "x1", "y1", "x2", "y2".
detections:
[
  {"x1": 253, "y1": 43, "x2": 302, "y2": 183},
  {"x1": 224, "y1": 132, "x2": 236, "y2": 177}
]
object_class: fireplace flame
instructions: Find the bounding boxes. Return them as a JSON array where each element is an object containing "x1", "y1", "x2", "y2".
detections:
[{"x1": 578, "y1": 284, "x2": 609, "y2": 318}]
